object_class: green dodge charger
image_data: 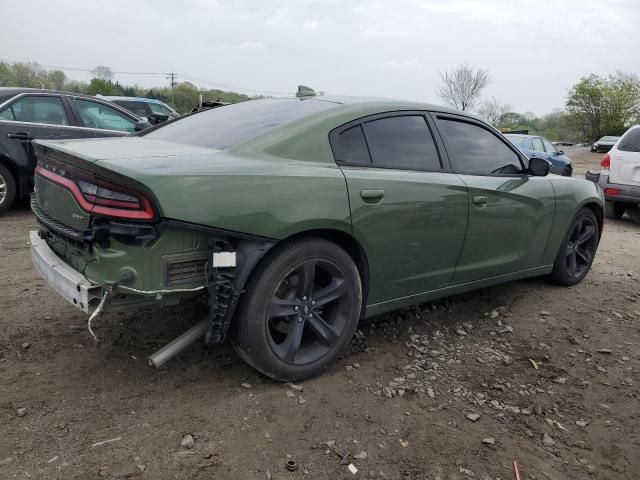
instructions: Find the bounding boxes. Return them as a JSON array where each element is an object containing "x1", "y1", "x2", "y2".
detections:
[{"x1": 30, "y1": 92, "x2": 604, "y2": 380}]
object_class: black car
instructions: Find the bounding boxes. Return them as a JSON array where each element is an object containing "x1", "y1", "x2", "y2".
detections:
[
  {"x1": 591, "y1": 136, "x2": 619, "y2": 153},
  {"x1": 0, "y1": 88, "x2": 148, "y2": 213}
]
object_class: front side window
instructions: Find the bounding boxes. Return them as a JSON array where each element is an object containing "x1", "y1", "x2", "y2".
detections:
[
  {"x1": 148, "y1": 102, "x2": 174, "y2": 116},
  {"x1": 531, "y1": 138, "x2": 544, "y2": 152},
  {"x1": 0, "y1": 96, "x2": 69, "y2": 125},
  {"x1": 362, "y1": 115, "x2": 441, "y2": 170},
  {"x1": 618, "y1": 128, "x2": 640, "y2": 152},
  {"x1": 74, "y1": 99, "x2": 136, "y2": 132},
  {"x1": 438, "y1": 118, "x2": 523, "y2": 175},
  {"x1": 116, "y1": 101, "x2": 148, "y2": 118},
  {"x1": 542, "y1": 139, "x2": 557, "y2": 154}
]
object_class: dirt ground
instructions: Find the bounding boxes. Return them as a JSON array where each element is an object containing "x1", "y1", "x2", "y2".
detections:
[{"x1": 1, "y1": 148, "x2": 639, "y2": 480}]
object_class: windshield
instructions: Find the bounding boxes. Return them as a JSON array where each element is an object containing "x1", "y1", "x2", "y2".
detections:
[
  {"x1": 143, "y1": 98, "x2": 337, "y2": 149},
  {"x1": 600, "y1": 136, "x2": 619, "y2": 142}
]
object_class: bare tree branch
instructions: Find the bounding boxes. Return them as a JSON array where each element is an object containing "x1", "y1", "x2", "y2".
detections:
[
  {"x1": 476, "y1": 97, "x2": 511, "y2": 126},
  {"x1": 436, "y1": 63, "x2": 491, "y2": 111}
]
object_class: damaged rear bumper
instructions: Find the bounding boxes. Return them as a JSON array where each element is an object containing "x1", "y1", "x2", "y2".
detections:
[{"x1": 30, "y1": 230, "x2": 104, "y2": 313}]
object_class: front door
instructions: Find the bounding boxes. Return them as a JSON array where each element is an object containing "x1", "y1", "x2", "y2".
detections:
[
  {"x1": 432, "y1": 114, "x2": 556, "y2": 284},
  {"x1": 332, "y1": 113, "x2": 469, "y2": 306}
]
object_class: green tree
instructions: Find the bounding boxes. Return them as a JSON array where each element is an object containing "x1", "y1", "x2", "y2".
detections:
[
  {"x1": 47, "y1": 70, "x2": 67, "y2": 90},
  {"x1": 87, "y1": 78, "x2": 117, "y2": 95},
  {"x1": 567, "y1": 72, "x2": 640, "y2": 141}
]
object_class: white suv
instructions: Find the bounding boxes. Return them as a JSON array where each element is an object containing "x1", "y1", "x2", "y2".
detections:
[{"x1": 595, "y1": 125, "x2": 640, "y2": 222}]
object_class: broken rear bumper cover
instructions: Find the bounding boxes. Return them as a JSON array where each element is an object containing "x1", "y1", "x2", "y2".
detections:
[{"x1": 30, "y1": 230, "x2": 104, "y2": 314}]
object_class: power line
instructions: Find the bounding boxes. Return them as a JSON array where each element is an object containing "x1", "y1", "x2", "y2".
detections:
[{"x1": 1, "y1": 59, "x2": 294, "y2": 96}]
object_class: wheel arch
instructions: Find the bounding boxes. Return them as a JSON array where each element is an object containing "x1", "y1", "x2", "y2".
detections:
[
  {"x1": 581, "y1": 201, "x2": 604, "y2": 239},
  {"x1": 0, "y1": 153, "x2": 21, "y2": 196},
  {"x1": 278, "y1": 228, "x2": 370, "y2": 307}
]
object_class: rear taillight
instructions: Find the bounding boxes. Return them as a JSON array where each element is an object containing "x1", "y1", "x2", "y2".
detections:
[
  {"x1": 604, "y1": 187, "x2": 621, "y2": 196},
  {"x1": 35, "y1": 165, "x2": 155, "y2": 221},
  {"x1": 600, "y1": 153, "x2": 611, "y2": 174}
]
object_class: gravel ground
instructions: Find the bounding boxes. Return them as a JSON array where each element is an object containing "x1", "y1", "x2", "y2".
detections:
[{"x1": 1, "y1": 148, "x2": 639, "y2": 480}]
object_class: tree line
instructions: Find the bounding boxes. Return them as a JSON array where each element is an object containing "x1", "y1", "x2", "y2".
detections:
[
  {"x1": 437, "y1": 64, "x2": 640, "y2": 143},
  {"x1": 0, "y1": 62, "x2": 252, "y2": 114}
]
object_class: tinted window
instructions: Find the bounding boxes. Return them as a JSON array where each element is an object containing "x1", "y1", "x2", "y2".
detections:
[
  {"x1": 363, "y1": 116, "x2": 440, "y2": 170},
  {"x1": 618, "y1": 128, "x2": 640, "y2": 152},
  {"x1": 144, "y1": 98, "x2": 337, "y2": 149},
  {"x1": 336, "y1": 125, "x2": 370, "y2": 165},
  {"x1": 74, "y1": 99, "x2": 137, "y2": 132},
  {"x1": 148, "y1": 102, "x2": 175, "y2": 116},
  {"x1": 531, "y1": 138, "x2": 544, "y2": 151},
  {"x1": 542, "y1": 139, "x2": 557, "y2": 154},
  {"x1": 0, "y1": 96, "x2": 69, "y2": 125},
  {"x1": 438, "y1": 119, "x2": 523, "y2": 175},
  {"x1": 116, "y1": 100, "x2": 148, "y2": 117}
]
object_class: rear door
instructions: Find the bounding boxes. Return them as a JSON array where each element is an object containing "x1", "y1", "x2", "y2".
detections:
[
  {"x1": 332, "y1": 112, "x2": 468, "y2": 305},
  {"x1": 67, "y1": 97, "x2": 138, "y2": 138},
  {"x1": 0, "y1": 94, "x2": 79, "y2": 189},
  {"x1": 610, "y1": 127, "x2": 640, "y2": 186},
  {"x1": 432, "y1": 113, "x2": 556, "y2": 284}
]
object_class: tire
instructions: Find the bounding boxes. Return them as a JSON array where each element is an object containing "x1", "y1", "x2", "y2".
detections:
[
  {"x1": 549, "y1": 208, "x2": 599, "y2": 286},
  {"x1": 562, "y1": 165, "x2": 572, "y2": 177},
  {"x1": 0, "y1": 163, "x2": 17, "y2": 215},
  {"x1": 627, "y1": 204, "x2": 640, "y2": 224},
  {"x1": 604, "y1": 201, "x2": 625, "y2": 220},
  {"x1": 233, "y1": 238, "x2": 362, "y2": 381}
]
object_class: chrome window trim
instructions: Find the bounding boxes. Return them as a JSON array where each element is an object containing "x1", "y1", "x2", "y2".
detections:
[{"x1": 0, "y1": 118, "x2": 130, "y2": 135}]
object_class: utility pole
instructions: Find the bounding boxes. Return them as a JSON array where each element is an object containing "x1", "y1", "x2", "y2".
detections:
[{"x1": 166, "y1": 72, "x2": 178, "y2": 107}]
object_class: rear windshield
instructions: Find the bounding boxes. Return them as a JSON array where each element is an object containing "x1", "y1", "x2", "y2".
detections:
[
  {"x1": 618, "y1": 129, "x2": 640, "y2": 152},
  {"x1": 505, "y1": 135, "x2": 529, "y2": 147},
  {"x1": 142, "y1": 98, "x2": 337, "y2": 149}
]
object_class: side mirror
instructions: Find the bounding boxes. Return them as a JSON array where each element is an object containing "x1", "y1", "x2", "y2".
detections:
[
  {"x1": 528, "y1": 157, "x2": 550, "y2": 176},
  {"x1": 134, "y1": 120, "x2": 151, "y2": 131},
  {"x1": 557, "y1": 150, "x2": 564, "y2": 155}
]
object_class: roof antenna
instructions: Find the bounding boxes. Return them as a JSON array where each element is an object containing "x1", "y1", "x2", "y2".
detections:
[{"x1": 296, "y1": 85, "x2": 316, "y2": 98}]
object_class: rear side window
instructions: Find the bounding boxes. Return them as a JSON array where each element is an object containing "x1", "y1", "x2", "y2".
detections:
[
  {"x1": 73, "y1": 99, "x2": 137, "y2": 132},
  {"x1": 618, "y1": 129, "x2": 640, "y2": 152},
  {"x1": 438, "y1": 118, "x2": 523, "y2": 175},
  {"x1": 532, "y1": 138, "x2": 544, "y2": 151},
  {"x1": 335, "y1": 125, "x2": 370, "y2": 165},
  {"x1": 0, "y1": 96, "x2": 69, "y2": 125},
  {"x1": 143, "y1": 98, "x2": 337, "y2": 149},
  {"x1": 363, "y1": 116, "x2": 441, "y2": 170}
]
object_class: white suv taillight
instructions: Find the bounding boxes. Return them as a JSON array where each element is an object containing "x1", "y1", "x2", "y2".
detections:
[{"x1": 600, "y1": 153, "x2": 611, "y2": 175}]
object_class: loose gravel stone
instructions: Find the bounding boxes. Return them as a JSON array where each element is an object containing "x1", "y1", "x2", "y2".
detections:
[
  {"x1": 181, "y1": 434, "x2": 195, "y2": 449},
  {"x1": 353, "y1": 451, "x2": 368, "y2": 460},
  {"x1": 285, "y1": 390, "x2": 296, "y2": 398},
  {"x1": 576, "y1": 420, "x2": 588, "y2": 427},
  {"x1": 290, "y1": 384, "x2": 304, "y2": 392},
  {"x1": 456, "y1": 329, "x2": 467, "y2": 336},
  {"x1": 597, "y1": 348, "x2": 613, "y2": 354},
  {"x1": 482, "y1": 437, "x2": 495, "y2": 445},
  {"x1": 542, "y1": 433, "x2": 556, "y2": 446},
  {"x1": 466, "y1": 413, "x2": 481, "y2": 422},
  {"x1": 241, "y1": 383, "x2": 252, "y2": 389},
  {"x1": 17, "y1": 407, "x2": 27, "y2": 417}
]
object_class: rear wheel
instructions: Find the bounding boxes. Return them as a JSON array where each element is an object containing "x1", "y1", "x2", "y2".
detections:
[
  {"x1": 233, "y1": 238, "x2": 362, "y2": 381},
  {"x1": 549, "y1": 208, "x2": 599, "y2": 286},
  {"x1": 627, "y1": 204, "x2": 640, "y2": 224},
  {"x1": 604, "y1": 201, "x2": 626, "y2": 219},
  {"x1": 0, "y1": 164, "x2": 17, "y2": 215}
]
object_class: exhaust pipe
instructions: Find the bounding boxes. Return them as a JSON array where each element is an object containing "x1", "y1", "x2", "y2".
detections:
[{"x1": 147, "y1": 319, "x2": 209, "y2": 368}]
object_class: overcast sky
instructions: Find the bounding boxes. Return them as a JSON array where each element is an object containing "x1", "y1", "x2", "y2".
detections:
[{"x1": 2, "y1": 0, "x2": 639, "y2": 115}]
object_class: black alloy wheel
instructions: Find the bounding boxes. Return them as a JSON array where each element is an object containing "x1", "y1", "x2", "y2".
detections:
[
  {"x1": 234, "y1": 238, "x2": 362, "y2": 381},
  {"x1": 549, "y1": 208, "x2": 599, "y2": 286}
]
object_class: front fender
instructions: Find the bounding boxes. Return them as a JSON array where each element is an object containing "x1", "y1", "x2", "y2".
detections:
[{"x1": 541, "y1": 176, "x2": 603, "y2": 264}]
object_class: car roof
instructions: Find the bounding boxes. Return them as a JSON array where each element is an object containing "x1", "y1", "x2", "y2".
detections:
[
  {"x1": 102, "y1": 96, "x2": 170, "y2": 106},
  {"x1": 0, "y1": 87, "x2": 99, "y2": 101},
  {"x1": 504, "y1": 134, "x2": 534, "y2": 139}
]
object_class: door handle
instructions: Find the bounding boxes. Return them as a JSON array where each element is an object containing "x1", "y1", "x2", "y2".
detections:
[
  {"x1": 473, "y1": 195, "x2": 488, "y2": 206},
  {"x1": 360, "y1": 189, "x2": 385, "y2": 201},
  {"x1": 8, "y1": 132, "x2": 34, "y2": 141}
]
